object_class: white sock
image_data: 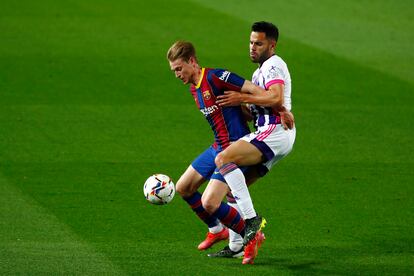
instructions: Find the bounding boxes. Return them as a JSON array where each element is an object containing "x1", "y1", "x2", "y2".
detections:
[
  {"x1": 208, "y1": 221, "x2": 223, "y2": 234},
  {"x1": 222, "y1": 166, "x2": 256, "y2": 219},
  {"x1": 228, "y1": 202, "x2": 243, "y2": 252}
]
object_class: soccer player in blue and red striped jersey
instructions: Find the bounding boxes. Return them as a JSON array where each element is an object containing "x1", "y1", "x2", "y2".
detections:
[
  {"x1": 167, "y1": 40, "x2": 270, "y2": 264},
  {"x1": 190, "y1": 67, "x2": 250, "y2": 152}
]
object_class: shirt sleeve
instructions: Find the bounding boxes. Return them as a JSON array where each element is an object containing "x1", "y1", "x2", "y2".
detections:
[
  {"x1": 263, "y1": 62, "x2": 285, "y2": 90},
  {"x1": 210, "y1": 69, "x2": 245, "y2": 92}
]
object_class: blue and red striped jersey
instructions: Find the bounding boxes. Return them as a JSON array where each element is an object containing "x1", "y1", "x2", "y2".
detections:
[{"x1": 190, "y1": 68, "x2": 250, "y2": 151}]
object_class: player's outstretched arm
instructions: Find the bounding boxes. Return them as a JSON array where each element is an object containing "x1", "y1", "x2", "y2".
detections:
[
  {"x1": 216, "y1": 80, "x2": 283, "y2": 108},
  {"x1": 217, "y1": 80, "x2": 295, "y2": 129}
]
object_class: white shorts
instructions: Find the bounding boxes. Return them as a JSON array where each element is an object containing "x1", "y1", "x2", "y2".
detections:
[{"x1": 241, "y1": 124, "x2": 296, "y2": 171}]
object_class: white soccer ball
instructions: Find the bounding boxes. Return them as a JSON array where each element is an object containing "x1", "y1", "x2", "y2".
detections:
[{"x1": 143, "y1": 174, "x2": 175, "y2": 205}]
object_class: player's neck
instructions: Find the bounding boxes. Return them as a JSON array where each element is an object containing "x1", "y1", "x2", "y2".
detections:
[
  {"x1": 259, "y1": 54, "x2": 275, "y2": 67},
  {"x1": 193, "y1": 66, "x2": 203, "y2": 86}
]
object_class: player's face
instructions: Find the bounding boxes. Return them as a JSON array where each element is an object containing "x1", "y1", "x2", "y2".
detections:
[
  {"x1": 249, "y1": 31, "x2": 275, "y2": 64},
  {"x1": 169, "y1": 57, "x2": 196, "y2": 85}
]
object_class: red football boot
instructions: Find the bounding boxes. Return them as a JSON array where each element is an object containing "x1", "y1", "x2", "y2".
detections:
[
  {"x1": 198, "y1": 228, "x2": 229, "y2": 250},
  {"x1": 242, "y1": 230, "x2": 265, "y2": 264}
]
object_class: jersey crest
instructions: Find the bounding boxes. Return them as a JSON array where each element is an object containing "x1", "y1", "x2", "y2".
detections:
[{"x1": 203, "y1": 90, "x2": 211, "y2": 100}]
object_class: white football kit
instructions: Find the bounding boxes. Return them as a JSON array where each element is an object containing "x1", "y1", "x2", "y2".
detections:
[
  {"x1": 241, "y1": 54, "x2": 296, "y2": 171},
  {"x1": 226, "y1": 54, "x2": 297, "y2": 251}
]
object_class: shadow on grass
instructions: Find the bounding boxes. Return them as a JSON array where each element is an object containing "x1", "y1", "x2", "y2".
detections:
[
  {"x1": 254, "y1": 242, "x2": 414, "y2": 275},
  {"x1": 255, "y1": 257, "x2": 325, "y2": 273}
]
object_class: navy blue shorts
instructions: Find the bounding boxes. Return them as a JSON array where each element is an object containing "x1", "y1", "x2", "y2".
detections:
[{"x1": 191, "y1": 146, "x2": 268, "y2": 183}]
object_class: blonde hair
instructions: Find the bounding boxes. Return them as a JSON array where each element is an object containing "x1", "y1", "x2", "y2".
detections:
[{"x1": 167, "y1": 40, "x2": 197, "y2": 62}]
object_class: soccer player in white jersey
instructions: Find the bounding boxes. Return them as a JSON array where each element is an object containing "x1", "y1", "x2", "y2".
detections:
[{"x1": 209, "y1": 21, "x2": 296, "y2": 260}]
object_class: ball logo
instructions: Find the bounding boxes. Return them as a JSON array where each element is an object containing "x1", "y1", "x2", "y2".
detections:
[{"x1": 203, "y1": 90, "x2": 211, "y2": 100}]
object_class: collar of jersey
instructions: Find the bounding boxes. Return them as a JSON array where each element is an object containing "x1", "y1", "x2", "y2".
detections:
[
  {"x1": 259, "y1": 54, "x2": 276, "y2": 69},
  {"x1": 195, "y1": 68, "x2": 205, "y2": 89}
]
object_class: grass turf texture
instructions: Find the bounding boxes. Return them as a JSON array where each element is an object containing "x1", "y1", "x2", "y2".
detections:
[{"x1": 1, "y1": 0, "x2": 413, "y2": 275}]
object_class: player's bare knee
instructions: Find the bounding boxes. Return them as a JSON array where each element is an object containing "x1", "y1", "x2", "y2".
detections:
[
  {"x1": 215, "y1": 152, "x2": 228, "y2": 168},
  {"x1": 175, "y1": 180, "x2": 193, "y2": 198},
  {"x1": 201, "y1": 196, "x2": 219, "y2": 214},
  {"x1": 215, "y1": 151, "x2": 238, "y2": 169}
]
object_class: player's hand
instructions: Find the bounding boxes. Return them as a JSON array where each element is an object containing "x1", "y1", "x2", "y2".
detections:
[
  {"x1": 280, "y1": 110, "x2": 295, "y2": 130},
  {"x1": 217, "y1": 91, "x2": 243, "y2": 107}
]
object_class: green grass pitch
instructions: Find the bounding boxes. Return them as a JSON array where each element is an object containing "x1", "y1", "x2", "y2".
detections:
[{"x1": 1, "y1": 0, "x2": 413, "y2": 275}]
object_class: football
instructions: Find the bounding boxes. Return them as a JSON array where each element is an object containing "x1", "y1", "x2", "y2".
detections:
[{"x1": 143, "y1": 174, "x2": 175, "y2": 205}]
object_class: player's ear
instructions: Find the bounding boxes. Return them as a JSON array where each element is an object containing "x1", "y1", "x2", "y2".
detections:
[
  {"x1": 189, "y1": 56, "x2": 198, "y2": 66},
  {"x1": 188, "y1": 56, "x2": 194, "y2": 64},
  {"x1": 270, "y1": 40, "x2": 276, "y2": 51}
]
